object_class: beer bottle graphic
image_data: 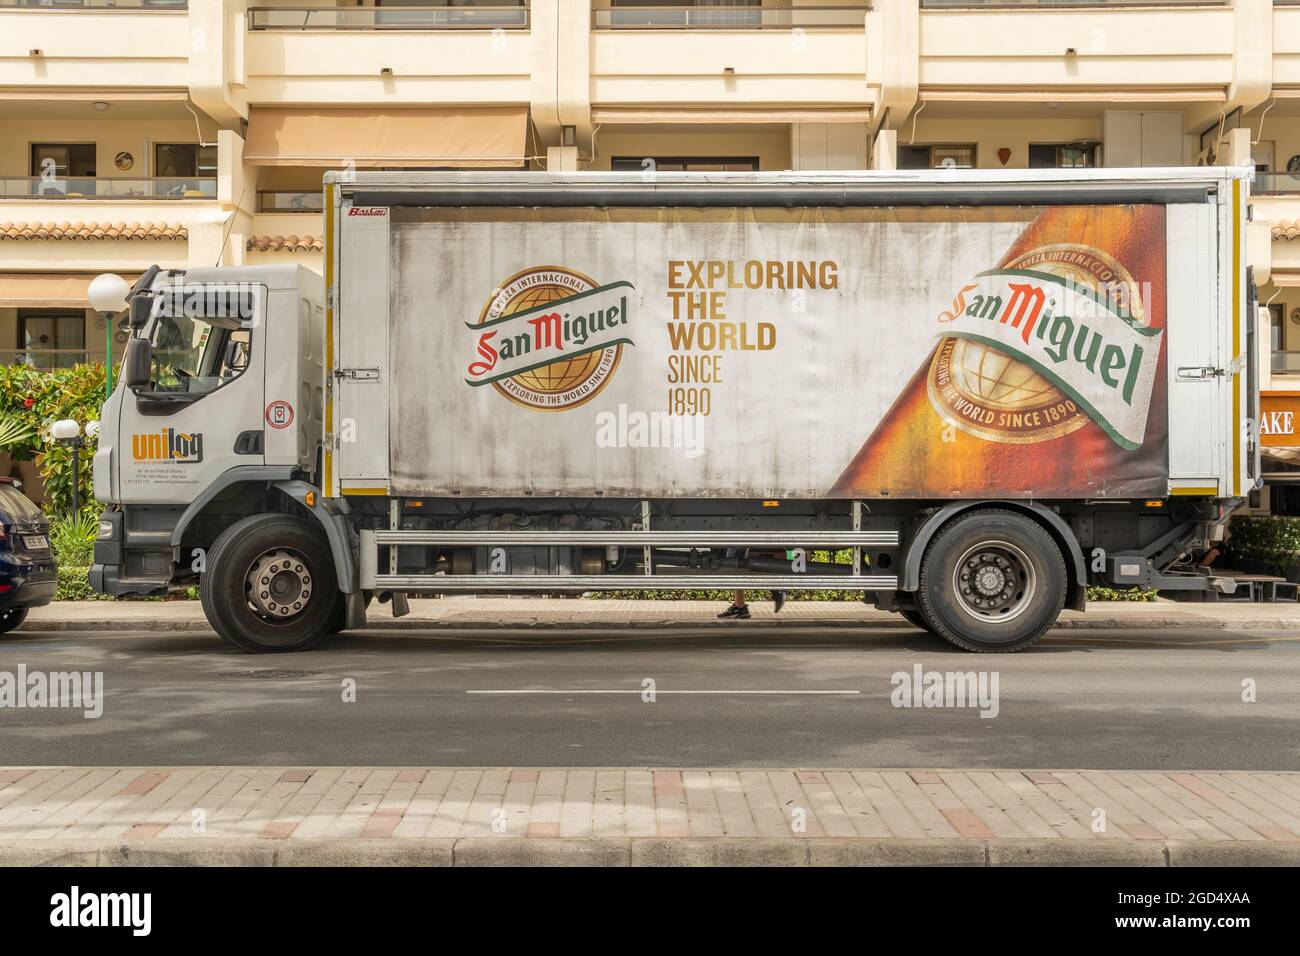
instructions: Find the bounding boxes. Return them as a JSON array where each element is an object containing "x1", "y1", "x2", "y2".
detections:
[{"x1": 831, "y1": 205, "x2": 1168, "y2": 499}]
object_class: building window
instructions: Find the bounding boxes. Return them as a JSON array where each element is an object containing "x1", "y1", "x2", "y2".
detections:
[
  {"x1": 155, "y1": 143, "x2": 218, "y2": 179},
  {"x1": 897, "y1": 144, "x2": 976, "y2": 170},
  {"x1": 17, "y1": 311, "x2": 86, "y2": 370},
  {"x1": 611, "y1": 156, "x2": 760, "y2": 172},
  {"x1": 30, "y1": 144, "x2": 95, "y2": 196},
  {"x1": 1028, "y1": 143, "x2": 1098, "y2": 169}
]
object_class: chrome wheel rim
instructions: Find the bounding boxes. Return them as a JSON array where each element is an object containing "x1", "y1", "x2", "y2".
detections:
[
  {"x1": 951, "y1": 539, "x2": 1036, "y2": 624},
  {"x1": 245, "y1": 548, "x2": 313, "y2": 621}
]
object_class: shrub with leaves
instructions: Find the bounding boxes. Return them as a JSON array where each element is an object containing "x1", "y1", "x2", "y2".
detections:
[
  {"x1": 1225, "y1": 515, "x2": 1300, "y2": 570},
  {"x1": 0, "y1": 363, "x2": 105, "y2": 516}
]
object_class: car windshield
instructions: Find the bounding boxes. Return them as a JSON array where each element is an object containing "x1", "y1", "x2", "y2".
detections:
[
  {"x1": 0, "y1": 484, "x2": 40, "y2": 520},
  {"x1": 148, "y1": 288, "x2": 254, "y2": 394}
]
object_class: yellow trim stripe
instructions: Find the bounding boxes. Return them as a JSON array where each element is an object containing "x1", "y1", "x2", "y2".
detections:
[
  {"x1": 1170, "y1": 486, "x2": 1219, "y2": 496},
  {"x1": 1232, "y1": 178, "x2": 1242, "y2": 498},
  {"x1": 341, "y1": 487, "x2": 388, "y2": 497},
  {"x1": 324, "y1": 181, "x2": 336, "y2": 498}
]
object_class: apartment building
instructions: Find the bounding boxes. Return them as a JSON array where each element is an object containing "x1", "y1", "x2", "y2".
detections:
[{"x1": 1, "y1": 0, "x2": 1298, "y2": 477}]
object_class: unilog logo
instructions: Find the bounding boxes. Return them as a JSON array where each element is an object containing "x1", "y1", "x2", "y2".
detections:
[
  {"x1": 465, "y1": 266, "x2": 635, "y2": 411},
  {"x1": 132, "y1": 428, "x2": 203, "y2": 464}
]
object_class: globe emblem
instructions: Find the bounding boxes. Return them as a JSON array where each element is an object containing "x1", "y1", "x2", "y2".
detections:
[
  {"x1": 499, "y1": 283, "x2": 603, "y2": 395},
  {"x1": 479, "y1": 266, "x2": 624, "y2": 411},
  {"x1": 948, "y1": 337, "x2": 1058, "y2": 411},
  {"x1": 929, "y1": 242, "x2": 1146, "y2": 443}
]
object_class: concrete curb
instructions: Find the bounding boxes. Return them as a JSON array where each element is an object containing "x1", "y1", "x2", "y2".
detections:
[
  {"x1": 15, "y1": 615, "x2": 1300, "y2": 634},
  {"x1": 2, "y1": 838, "x2": 1297, "y2": 867}
]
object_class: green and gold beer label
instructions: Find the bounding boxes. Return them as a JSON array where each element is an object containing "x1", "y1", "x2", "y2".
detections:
[
  {"x1": 465, "y1": 266, "x2": 635, "y2": 411},
  {"x1": 927, "y1": 243, "x2": 1159, "y2": 451}
]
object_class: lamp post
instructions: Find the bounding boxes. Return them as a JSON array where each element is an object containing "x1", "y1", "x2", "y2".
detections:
[
  {"x1": 51, "y1": 419, "x2": 82, "y2": 517},
  {"x1": 88, "y1": 273, "x2": 129, "y2": 400}
]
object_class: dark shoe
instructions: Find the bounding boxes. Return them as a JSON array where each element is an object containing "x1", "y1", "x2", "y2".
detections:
[
  {"x1": 717, "y1": 604, "x2": 744, "y2": 619},
  {"x1": 772, "y1": 590, "x2": 786, "y2": 614},
  {"x1": 732, "y1": 605, "x2": 751, "y2": 619}
]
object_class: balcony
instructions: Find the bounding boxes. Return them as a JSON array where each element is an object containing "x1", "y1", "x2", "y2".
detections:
[
  {"x1": 919, "y1": 1, "x2": 1223, "y2": 6},
  {"x1": 590, "y1": 4, "x2": 871, "y2": 115},
  {"x1": 591, "y1": 4, "x2": 869, "y2": 30},
  {"x1": 919, "y1": 0, "x2": 1233, "y2": 94},
  {"x1": 0, "y1": 1, "x2": 188, "y2": 91},
  {"x1": 247, "y1": 3, "x2": 528, "y2": 31},
  {"x1": 244, "y1": 3, "x2": 532, "y2": 105},
  {"x1": 0, "y1": 177, "x2": 216, "y2": 200}
]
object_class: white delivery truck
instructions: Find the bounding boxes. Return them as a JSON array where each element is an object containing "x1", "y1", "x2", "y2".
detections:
[{"x1": 91, "y1": 169, "x2": 1258, "y2": 653}]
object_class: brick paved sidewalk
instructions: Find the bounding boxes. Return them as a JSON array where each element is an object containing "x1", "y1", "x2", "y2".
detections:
[{"x1": 2, "y1": 767, "x2": 1298, "y2": 866}]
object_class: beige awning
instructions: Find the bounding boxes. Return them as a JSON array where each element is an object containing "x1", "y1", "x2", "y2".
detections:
[
  {"x1": 243, "y1": 107, "x2": 529, "y2": 168},
  {"x1": 591, "y1": 107, "x2": 872, "y2": 125},
  {"x1": 0, "y1": 273, "x2": 140, "y2": 308}
]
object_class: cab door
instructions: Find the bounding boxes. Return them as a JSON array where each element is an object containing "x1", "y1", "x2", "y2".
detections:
[{"x1": 116, "y1": 283, "x2": 266, "y2": 505}]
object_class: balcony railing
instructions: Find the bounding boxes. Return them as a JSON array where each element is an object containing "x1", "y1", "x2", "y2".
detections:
[
  {"x1": 0, "y1": 177, "x2": 216, "y2": 199},
  {"x1": 0, "y1": 0, "x2": 186, "y2": 8},
  {"x1": 257, "y1": 190, "x2": 323, "y2": 213},
  {"x1": 920, "y1": 1, "x2": 1223, "y2": 7},
  {"x1": 2, "y1": 349, "x2": 101, "y2": 370},
  {"x1": 248, "y1": 4, "x2": 529, "y2": 31},
  {"x1": 1254, "y1": 173, "x2": 1300, "y2": 196},
  {"x1": 1274, "y1": 350, "x2": 1300, "y2": 376},
  {"x1": 593, "y1": 4, "x2": 868, "y2": 29}
]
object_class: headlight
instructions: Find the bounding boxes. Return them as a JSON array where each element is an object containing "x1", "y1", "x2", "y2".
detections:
[{"x1": 98, "y1": 520, "x2": 114, "y2": 540}]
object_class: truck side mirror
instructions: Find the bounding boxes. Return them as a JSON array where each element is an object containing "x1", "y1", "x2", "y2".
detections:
[
  {"x1": 128, "y1": 292, "x2": 154, "y2": 330},
  {"x1": 122, "y1": 337, "x2": 152, "y2": 390}
]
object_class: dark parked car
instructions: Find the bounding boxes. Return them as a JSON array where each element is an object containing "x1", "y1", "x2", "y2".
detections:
[{"x1": 0, "y1": 478, "x2": 56, "y2": 634}]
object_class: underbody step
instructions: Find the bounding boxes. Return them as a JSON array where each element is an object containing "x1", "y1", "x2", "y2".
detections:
[{"x1": 365, "y1": 573, "x2": 899, "y2": 592}]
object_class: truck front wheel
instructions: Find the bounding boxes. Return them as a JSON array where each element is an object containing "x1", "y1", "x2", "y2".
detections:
[
  {"x1": 201, "y1": 514, "x2": 343, "y2": 653},
  {"x1": 916, "y1": 509, "x2": 1066, "y2": 653}
]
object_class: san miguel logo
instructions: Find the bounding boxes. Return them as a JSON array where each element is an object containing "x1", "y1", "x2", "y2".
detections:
[
  {"x1": 931, "y1": 245, "x2": 1161, "y2": 451},
  {"x1": 132, "y1": 428, "x2": 203, "y2": 464},
  {"x1": 465, "y1": 266, "x2": 634, "y2": 411}
]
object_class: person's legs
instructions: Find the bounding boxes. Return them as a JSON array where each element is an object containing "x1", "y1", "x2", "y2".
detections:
[
  {"x1": 772, "y1": 590, "x2": 786, "y2": 614},
  {"x1": 718, "y1": 589, "x2": 751, "y2": 619}
]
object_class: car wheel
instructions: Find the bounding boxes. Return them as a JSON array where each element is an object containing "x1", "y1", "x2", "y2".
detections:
[{"x1": 0, "y1": 606, "x2": 29, "y2": 635}]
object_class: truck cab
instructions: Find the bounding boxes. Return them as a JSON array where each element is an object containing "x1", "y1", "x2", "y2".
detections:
[{"x1": 91, "y1": 266, "x2": 324, "y2": 598}]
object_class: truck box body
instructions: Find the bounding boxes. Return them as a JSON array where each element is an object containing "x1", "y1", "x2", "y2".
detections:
[{"x1": 329, "y1": 170, "x2": 1253, "y2": 503}]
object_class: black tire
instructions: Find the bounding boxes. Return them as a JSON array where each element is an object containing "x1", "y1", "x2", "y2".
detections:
[
  {"x1": 200, "y1": 514, "x2": 343, "y2": 653},
  {"x1": 0, "y1": 606, "x2": 29, "y2": 635},
  {"x1": 898, "y1": 608, "x2": 933, "y2": 631},
  {"x1": 916, "y1": 508, "x2": 1066, "y2": 653}
]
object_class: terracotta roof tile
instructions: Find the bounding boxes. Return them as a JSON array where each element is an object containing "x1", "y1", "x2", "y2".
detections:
[
  {"x1": 1273, "y1": 219, "x2": 1300, "y2": 241},
  {"x1": 0, "y1": 220, "x2": 187, "y2": 241},
  {"x1": 246, "y1": 234, "x2": 323, "y2": 253}
]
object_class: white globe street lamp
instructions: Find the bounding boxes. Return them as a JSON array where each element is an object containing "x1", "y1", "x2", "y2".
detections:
[
  {"x1": 51, "y1": 419, "x2": 84, "y2": 516},
  {"x1": 88, "y1": 273, "x2": 131, "y2": 400}
]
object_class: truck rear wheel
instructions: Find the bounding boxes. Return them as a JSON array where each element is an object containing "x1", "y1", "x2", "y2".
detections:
[
  {"x1": 201, "y1": 514, "x2": 343, "y2": 653},
  {"x1": 916, "y1": 509, "x2": 1066, "y2": 653}
]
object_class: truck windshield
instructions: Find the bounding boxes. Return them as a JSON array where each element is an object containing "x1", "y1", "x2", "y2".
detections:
[{"x1": 147, "y1": 290, "x2": 253, "y2": 394}]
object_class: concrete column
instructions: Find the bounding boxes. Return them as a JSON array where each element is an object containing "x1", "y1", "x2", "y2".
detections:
[
  {"x1": 872, "y1": 128, "x2": 897, "y2": 170},
  {"x1": 1222, "y1": 126, "x2": 1253, "y2": 168},
  {"x1": 547, "y1": 145, "x2": 579, "y2": 172}
]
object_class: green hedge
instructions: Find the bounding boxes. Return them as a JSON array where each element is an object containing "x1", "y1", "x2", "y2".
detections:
[{"x1": 1226, "y1": 515, "x2": 1300, "y2": 569}]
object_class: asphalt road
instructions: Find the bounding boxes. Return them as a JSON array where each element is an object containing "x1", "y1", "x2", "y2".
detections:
[{"x1": 1, "y1": 625, "x2": 1297, "y2": 770}]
